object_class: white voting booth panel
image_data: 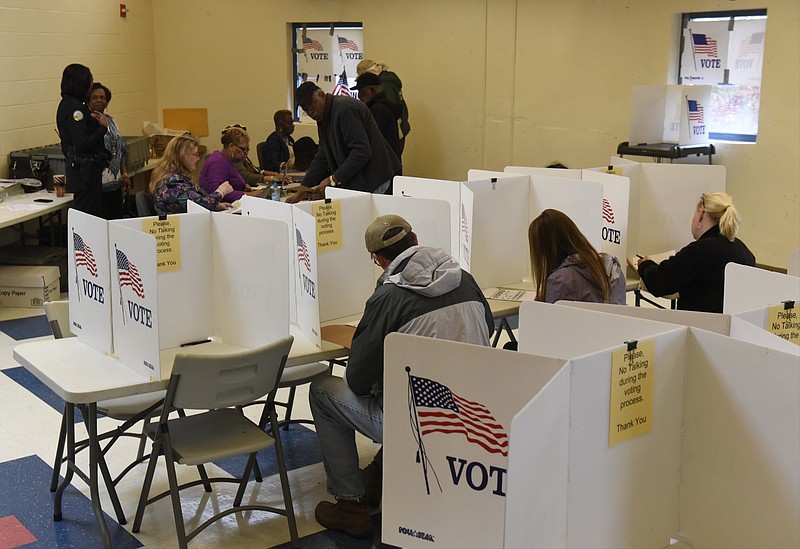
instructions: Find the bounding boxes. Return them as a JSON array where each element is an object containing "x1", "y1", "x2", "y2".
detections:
[
  {"x1": 240, "y1": 196, "x2": 320, "y2": 348},
  {"x1": 729, "y1": 306, "x2": 800, "y2": 355},
  {"x1": 382, "y1": 333, "x2": 567, "y2": 549},
  {"x1": 110, "y1": 212, "x2": 290, "y2": 380},
  {"x1": 629, "y1": 85, "x2": 712, "y2": 145},
  {"x1": 506, "y1": 166, "x2": 631, "y2": 262},
  {"x1": 108, "y1": 222, "x2": 161, "y2": 380},
  {"x1": 68, "y1": 209, "x2": 113, "y2": 354},
  {"x1": 559, "y1": 301, "x2": 732, "y2": 335},
  {"x1": 293, "y1": 192, "x2": 452, "y2": 322},
  {"x1": 617, "y1": 161, "x2": 726, "y2": 256},
  {"x1": 515, "y1": 302, "x2": 687, "y2": 548},
  {"x1": 467, "y1": 170, "x2": 603, "y2": 288},
  {"x1": 723, "y1": 263, "x2": 800, "y2": 314},
  {"x1": 393, "y1": 176, "x2": 462, "y2": 259},
  {"x1": 679, "y1": 330, "x2": 800, "y2": 548}
]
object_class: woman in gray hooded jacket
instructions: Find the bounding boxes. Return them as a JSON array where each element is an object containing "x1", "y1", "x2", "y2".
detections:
[{"x1": 529, "y1": 209, "x2": 626, "y2": 304}]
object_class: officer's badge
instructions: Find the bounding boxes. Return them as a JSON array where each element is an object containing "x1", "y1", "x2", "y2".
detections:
[{"x1": 73, "y1": 110, "x2": 84, "y2": 121}]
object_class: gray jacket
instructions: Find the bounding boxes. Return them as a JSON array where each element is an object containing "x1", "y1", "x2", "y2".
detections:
[
  {"x1": 546, "y1": 254, "x2": 626, "y2": 304},
  {"x1": 345, "y1": 246, "x2": 493, "y2": 395}
]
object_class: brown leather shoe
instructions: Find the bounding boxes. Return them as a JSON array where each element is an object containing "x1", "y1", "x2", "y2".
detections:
[
  {"x1": 314, "y1": 498, "x2": 372, "y2": 538},
  {"x1": 361, "y1": 460, "x2": 382, "y2": 509}
]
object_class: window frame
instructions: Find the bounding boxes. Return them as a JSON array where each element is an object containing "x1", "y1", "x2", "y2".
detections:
[
  {"x1": 678, "y1": 8, "x2": 767, "y2": 143},
  {"x1": 291, "y1": 22, "x2": 363, "y2": 120}
]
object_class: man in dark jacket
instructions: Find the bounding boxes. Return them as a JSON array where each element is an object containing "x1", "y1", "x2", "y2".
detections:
[
  {"x1": 354, "y1": 72, "x2": 402, "y2": 163},
  {"x1": 309, "y1": 215, "x2": 493, "y2": 538},
  {"x1": 292, "y1": 82, "x2": 400, "y2": 199}
]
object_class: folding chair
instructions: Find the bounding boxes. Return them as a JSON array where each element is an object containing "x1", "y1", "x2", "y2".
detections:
[
  {"x1": 44, "y1": 300, "x2": 165, "y2": 523},
  {"x1": 132, "y1": 336, "x2": 299, "y2": 549}
]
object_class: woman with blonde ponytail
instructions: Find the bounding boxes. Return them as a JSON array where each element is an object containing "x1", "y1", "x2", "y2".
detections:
[{"x1": 637, "y1": 191, "x2": 755, "y2": 312}]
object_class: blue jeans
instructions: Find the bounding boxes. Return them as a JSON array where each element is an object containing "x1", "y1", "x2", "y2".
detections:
[{"x1": 309, "y1": 374, "x2": 383, "y2": 500}]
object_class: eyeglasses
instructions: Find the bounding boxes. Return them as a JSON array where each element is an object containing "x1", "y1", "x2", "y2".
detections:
[
  {"x1": 233, "y1": 143, "x2": 250, "y2": 155},
  {"x1": 222, "y1": 123, "x2": 247, "y2": 134},
  {"x1": 188, "y1": 150, "x2": 201, "y2": 158},
  {"x1": 370, "y1": 253, "x2": 380, "y2": 267}
]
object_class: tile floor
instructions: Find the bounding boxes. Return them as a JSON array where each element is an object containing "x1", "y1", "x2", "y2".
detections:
[
  {"x1": 0, "y1": 299, "x2": 385, "y2": 549},
  {"x1": 0, "y1": 291, "x2": 673, "y2": 549}
]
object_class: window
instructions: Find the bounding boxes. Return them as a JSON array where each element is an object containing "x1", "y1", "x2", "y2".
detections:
[
  {"x1": 292, "y1": 23, "x2": 363, "y2": 122},
  {"x1": 678, "y1": 9, "x2": 767, "y2": 142}
]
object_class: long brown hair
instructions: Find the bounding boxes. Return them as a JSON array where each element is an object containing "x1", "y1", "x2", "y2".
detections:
[
  {"x1": 149, "y1": 136, "x2": 199, "y2": 195},
  {"x1": 528, "y1": 209, "x2": 611, "y2": 302}
]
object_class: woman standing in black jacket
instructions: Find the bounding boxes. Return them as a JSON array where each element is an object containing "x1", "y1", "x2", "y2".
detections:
[{"x1": 56, "y1": 63, "x2": 110, "y2": 217}]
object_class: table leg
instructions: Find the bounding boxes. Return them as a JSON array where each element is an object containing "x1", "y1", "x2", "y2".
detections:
[
  {"x1": 53, "y1": 403, "x2": 75, "y2": 521},
  {"x1": 84, "y1": 402, "x2": 112, "y2": 549}
]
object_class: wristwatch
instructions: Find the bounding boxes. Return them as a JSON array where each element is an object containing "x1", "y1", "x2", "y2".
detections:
[{"x1": 329, "y1": 175, "x2": 339, "y2": 187}]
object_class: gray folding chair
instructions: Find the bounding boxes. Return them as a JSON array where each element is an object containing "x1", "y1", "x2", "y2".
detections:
[
  {"x1": 44, "y1": 300, "x2": 165, "y2": 523},
  {"x1": 132, "y1": 336, "x2": 299, "y2": 549}
]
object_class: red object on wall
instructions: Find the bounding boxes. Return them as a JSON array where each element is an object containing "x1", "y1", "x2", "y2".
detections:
[{"x1": 120, "y1": 4, "x2": 127, "y2": 17}]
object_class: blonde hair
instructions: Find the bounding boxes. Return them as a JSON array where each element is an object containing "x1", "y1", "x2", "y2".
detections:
[
  {"x1": 149, "y1": 136, "x2": 200, "y2": 195},
  {"x1": 698, "y1": 191, "x2": 741, "y2": 241},
  {"x1": 528, "y1": 209, "x2": 611, "y2": 302}
]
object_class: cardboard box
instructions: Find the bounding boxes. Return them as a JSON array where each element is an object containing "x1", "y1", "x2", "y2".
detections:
[
  {"x1": 0, "y1": 266, "x2": 60, "y2": 307},
  {"x1": 629, "y1": 85, "x2": 712, "y2": 145}
]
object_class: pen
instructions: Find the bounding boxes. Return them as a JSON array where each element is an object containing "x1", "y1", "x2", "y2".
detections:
[
  {"x1": 180, "y1": 338, "x2": 211, "y2": 347},
  {"x1": 636, "y1": 254, "x2": 644, "y2": 259}
]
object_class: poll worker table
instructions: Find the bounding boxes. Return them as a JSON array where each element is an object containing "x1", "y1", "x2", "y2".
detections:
[
  {"x1": 12, "y1": 327, "x2": 347, "y2": 549},
  {"x1": 0, "y1": 190, "x2": 73, "y2": 244}
]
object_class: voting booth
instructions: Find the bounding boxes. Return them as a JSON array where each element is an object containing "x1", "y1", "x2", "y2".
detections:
[
  {"x1": 629, "y1": 84, "x2": 713, "y2": 145},
  {"x1": 382, "y1": 303, "x2": 800, "y2": 548},
  {"x1": 68, "y1": 208, "x2": 291, "y2": 380},
  {"x1": 393, "y1": 172, "x2": 604, "y2": 290},
  {"x1": 68, "y1": 210, "x2": 113, "y2": 354},
  {"x1": 603, "y1": 159, "x2": 726, "y2": 258},
  {"x1": 505, "y1": 166, "x2": 632, "y2": 263},
  {"x1": 242, "y1": 191, "x2": 451, "y2": 324},
  {"x1": 723, "y1": 263, "x2": 800, "y2": 314}
]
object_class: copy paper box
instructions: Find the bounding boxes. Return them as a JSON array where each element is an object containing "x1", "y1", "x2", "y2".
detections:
[{"x1": 0, "y1": 265, "x2": 60, "y2": 307}]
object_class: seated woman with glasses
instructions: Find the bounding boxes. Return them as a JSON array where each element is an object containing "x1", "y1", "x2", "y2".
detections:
[
  {"x1": 225, "y1": 123, "x2": 283, "y2": 186},
  {"x1": 150, "y1": 136, "x2": 233, "y2": 215},
  {"x1": 199, "y1": 125, "x2": 263, "y2": 202}
]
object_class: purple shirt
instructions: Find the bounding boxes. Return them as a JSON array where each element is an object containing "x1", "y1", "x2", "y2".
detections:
[{"x1": 198, "y1": 150, "x2": 247, "y2": 201}]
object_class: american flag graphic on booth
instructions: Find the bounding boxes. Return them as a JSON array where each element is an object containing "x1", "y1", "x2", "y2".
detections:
[
  {"x1": 692, "y1": 33, "x2": 718, "y2": 57},
  {"x1": 116, "y1": 249, "x2": 145, "y2": 299},
  {"x1": 332, "y1": 69, "x2": 351, "y2": 97},
  {"x1": 409, "y1": 374, "x2": 508, "y2": 456},
  {"x1": 296, "y1": 228, "x2": 311, "y2": 272},
  {"x1": 738, "y1": 32, "x2": 764, "y2": 57},
  {"x1": 302, "y1": 37, "x2": 324, "y2": 51},
  {"x1": 337, "y1": 36, "x2": 358, "y2": 51},
  {"x1": 73, "y1": 232, "x2": 98, "y2": 276},
  {"x1": 687, "y1": 99, "x2": 705, "y2": 123},
  {"x1": 602, "y1": 199, "x2": 615, "y2": 224}
]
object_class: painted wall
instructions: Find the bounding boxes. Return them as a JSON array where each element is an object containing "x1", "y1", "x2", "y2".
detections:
[
  {"x1": 1, "y1": 0, "x2": 797, "y2": 267},
  {"x1": 0, "y1": 1, "x2": 157, "y2": 165}
]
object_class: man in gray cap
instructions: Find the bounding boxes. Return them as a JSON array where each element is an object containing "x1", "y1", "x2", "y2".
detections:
[
  {"x1": 309, "y1": 214, "x2": 493, "y2": 538},
  {"x1": 289, "y1": 81, "x2": 400, "y2": 202}
]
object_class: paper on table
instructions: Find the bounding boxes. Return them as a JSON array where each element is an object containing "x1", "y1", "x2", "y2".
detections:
[
  {"x1": 5, "y1": 203, "x2": 48, "y2": 211},
  {"x1": 485, "y1": 287, "x2": 538, "y2": 302},
  {"x1": 628, "y1": 250, "x2": 675, "y2": 270},
  {"x1": 321, "y1": 324, "x2": 356, "y2": 349}
]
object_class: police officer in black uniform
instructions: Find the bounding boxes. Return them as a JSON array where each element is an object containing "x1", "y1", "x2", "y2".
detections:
[{"x1": 56, "y1": 63, "x2": 110, "y2": 217}]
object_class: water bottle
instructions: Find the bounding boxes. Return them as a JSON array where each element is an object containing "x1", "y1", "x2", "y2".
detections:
[{"x1": 271, "y1": 180, "x2": 281, "y2": 201}]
